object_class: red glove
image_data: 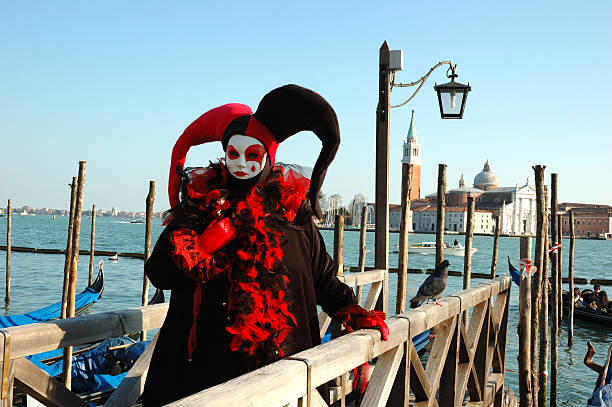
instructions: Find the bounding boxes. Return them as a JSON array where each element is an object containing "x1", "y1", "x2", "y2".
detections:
[
  {"x1": 335, "y1": 304, "x2": 389, "y2": 341},
  {"x1": 170, "y1": 218, "x2": 236, "y2": 280},
  {"x1": 198, "y1": 217, "x2": 235, "y2": 256}
]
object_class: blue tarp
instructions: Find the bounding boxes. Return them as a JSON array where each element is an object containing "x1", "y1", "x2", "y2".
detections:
[
  {"x1": 0, "y1": 281, "x2": 102, "y2": 328},
  {"x1": 28, "y1": 337, "x2": 149, "y2": 395}
]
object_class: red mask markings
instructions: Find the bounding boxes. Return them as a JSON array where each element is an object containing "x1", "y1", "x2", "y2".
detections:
[
  {"x1": 227, "y1": 145, "x2": 240, "y2": 160},
  {"x1": 245, "y1": 144, "x2": 266, "y2": 166}
]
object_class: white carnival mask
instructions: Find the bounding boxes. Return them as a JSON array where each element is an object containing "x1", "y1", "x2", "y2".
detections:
[{"x1": 225, "y1": 134, "x2": 268, "y2": 180}]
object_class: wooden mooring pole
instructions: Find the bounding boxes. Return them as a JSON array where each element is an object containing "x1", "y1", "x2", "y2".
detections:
[
  {"x1": 88, "y1": 204, "x2": 96, "y2": 286},
  {"x1": 463, "y1": 196, "x2": 475, "y2": 327},
  {"x1": 141, "y1": 181, "x2": 155, "y2": 341},
  {"x1": 396, "y1": 163, "x2": 413, "y2": 314},
  {"x1": 539, "y1": 187, "x2": 550, "y2": 407},
  {"x1": 356, "y1": 205, "x2": 367, "y2": 304},
  {"x1": 333, "y1": 214, "x2": 344, "y2": 276},
  {"x1": 550, "y1": 173, "x2": 559, "y2": 407},
  {"x1": 519, "y1": 236, "x2": 533, "y2": 407},
  {"x1": 435, "y1": 164, "x2": 447, "y2": 266},
  {"x1": 557, "y1": 213, "x2": 563, "y2": 326},
  {"x1": 4, "y1": 199, "x2": 11, "y2": 305},
  {"x1": 63, "y1": 161, "x2": 86, "y2": 390},
  {"x1": 531, "y1": 165, "x2": 546, "y2": 407},
  {"x1": 568, "y1": 210, "x2": 575, "y2": 347},
  {"x1": 490, "y1": 215, "x2": 500, "y2": 279},
  {"x1": 61, "y1": 177, "x2": 77, "y2": 320}
]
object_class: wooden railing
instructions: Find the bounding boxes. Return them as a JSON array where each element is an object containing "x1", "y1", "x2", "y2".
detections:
[
  {"x1": 168, "y1": 275, "x2": 511, "y2": 407},
  {"x1": 0, "y1": 269, "x2": 387, "y2": 407},
  {"x1": 0, "y1": 272, "x2": 511, "y2": 406}
]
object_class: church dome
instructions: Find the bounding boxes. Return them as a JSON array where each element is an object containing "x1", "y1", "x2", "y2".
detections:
[{"x1": 474, "y1": 160, "x2": 499, "y2": 190}]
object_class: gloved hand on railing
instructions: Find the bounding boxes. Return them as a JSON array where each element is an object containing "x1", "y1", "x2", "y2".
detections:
[
  {"x1": 334, "y1": 304, "x2": 389, "y2": 395},
  {"x1": 334, "y1": 304, "x2": 389, "y2": 341}
]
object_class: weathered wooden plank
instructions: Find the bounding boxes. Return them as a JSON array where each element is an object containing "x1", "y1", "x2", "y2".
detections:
[
  {"x1": 464, "y1": 373, "x2": 504, "y2": 406},
  {"x1": 13, "y1": 357, "x2": 90, "y2": 407},
  {"x1": 361, "y1": 345, "x2": 403, "y2": 406},
  {"x1": 318, "y1": 312, "x2": 332, "y2": 339},
  {"x1": 424, "y1": 317, "x2": 456, "y2": 393},
  {"x1": 338, "y1": 270, "x2": 385, "y2": 288},
  {"x1": 439, "y1": 317, "x2": 459, "y2": 406},
  {"x1": 0, "y1": 304, "x2": 168, "y2": 361},
  {"x1": 103, "y1": 331, "x2": 159, "y2": 407},
  {"x1": 364, "y1": 281, "x2": 382, "y2": 311}
]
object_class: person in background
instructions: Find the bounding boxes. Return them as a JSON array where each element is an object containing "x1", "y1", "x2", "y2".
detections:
[
  {"x1": 142, "y1": 85, "x2": 388, "y2": 406},
  {"x1": 593, "y1": 284, "x2": 609, "y2": 309},
  {"x1": 573, "y1": 287, "x2": 585, "y2": 309}
]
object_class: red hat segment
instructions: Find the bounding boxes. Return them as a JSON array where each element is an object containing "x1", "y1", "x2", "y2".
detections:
[
  {"x1": 245, "y1": 117, "x2": 278, "y2": 166},
  {"x1": 169, "y1": 103, "x2": 252, "y2": 208}
]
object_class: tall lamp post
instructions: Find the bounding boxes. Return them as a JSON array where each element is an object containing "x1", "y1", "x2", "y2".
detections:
[{"x1": 374, "y1": 41, "x2": 471, "y2": 315}]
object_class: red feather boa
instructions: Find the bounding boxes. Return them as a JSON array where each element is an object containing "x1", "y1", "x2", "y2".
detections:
[{"x1": 168, "y1": 163, "x2": 309, "y2": 363}]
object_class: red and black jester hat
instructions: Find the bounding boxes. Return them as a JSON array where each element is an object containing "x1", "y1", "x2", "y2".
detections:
[{"x1": 168, "y1": 84, "x2": 340, "y2": 219}]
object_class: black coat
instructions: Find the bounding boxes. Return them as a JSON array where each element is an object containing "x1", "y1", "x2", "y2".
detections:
[{"x1": 142, "y1": 218, "x2": 355, "y2": 406}]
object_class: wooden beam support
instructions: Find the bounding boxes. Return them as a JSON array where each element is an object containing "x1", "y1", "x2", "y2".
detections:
[{"x1": 13, "y1": 357, "x2": 90, "y2": 407}]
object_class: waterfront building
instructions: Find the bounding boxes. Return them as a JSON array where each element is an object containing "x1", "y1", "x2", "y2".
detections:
[
  {"x1": 446, "y1": 174, "x2": 483, "y2": 207},
  {"x1": 401, "y1": 111, "x2": 422, "y2": 201},
  {"x1": 349, "y1": 193, "x2": 368, "y2": 228},
  {"x1": 412, "y1": 205, "x2": 494, "y2": 233},
  {"x1": 422, "y1": 162, "x2": 536, "y2": 235},
  {"x1": 558, "y1": 203, "x2": 612, "y2": 238},
  {"x1": 389, "y1": 204, "x2": 413, "y2": 232},
  {"x1": 476, "y1": 182, "x2": 537, "y2": 235}
]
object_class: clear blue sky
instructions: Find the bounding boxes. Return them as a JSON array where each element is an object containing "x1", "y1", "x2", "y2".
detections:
[{"x1": 2, "y1": 1, "x2": 611, "y2": 212}]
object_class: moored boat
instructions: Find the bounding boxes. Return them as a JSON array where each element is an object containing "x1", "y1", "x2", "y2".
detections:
[
  {"x1": 394, "y1": 241, "x2": 477, "y2": 256},
  {"x1": 0, "y1": 265, "x2": 104, "y2": 328}
]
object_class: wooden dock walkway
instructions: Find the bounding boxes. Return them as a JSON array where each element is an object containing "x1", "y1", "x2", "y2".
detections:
[{"x1": 0, "y1": 270, "x2": 515, "y2": 406}]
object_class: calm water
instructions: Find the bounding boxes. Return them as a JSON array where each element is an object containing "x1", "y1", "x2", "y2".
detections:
[{"x1": 1, "y1": 215, "x2": 611, "y2": 405}]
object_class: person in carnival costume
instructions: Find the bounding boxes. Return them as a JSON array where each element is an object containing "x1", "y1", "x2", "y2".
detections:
[{"x1": 142, "y1": 85, "x2": 388, "y2": 406}]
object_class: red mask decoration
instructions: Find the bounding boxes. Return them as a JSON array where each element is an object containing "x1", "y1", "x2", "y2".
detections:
[{"x1": 225, "y1": 135, "x2": 268, "y2": 179}]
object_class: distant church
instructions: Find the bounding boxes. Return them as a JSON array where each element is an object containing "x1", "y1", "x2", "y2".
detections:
[{"x1": 398, "y1": 111, "x2": 536, "y2": 235}]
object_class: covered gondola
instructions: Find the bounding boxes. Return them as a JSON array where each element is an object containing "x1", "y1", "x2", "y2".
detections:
[
  {"x1": 508, "y1": 257, "x2": 612, "y2": 327},
  {"x1": 0, "y1": 264, "x2": 104, "y2": 328}
]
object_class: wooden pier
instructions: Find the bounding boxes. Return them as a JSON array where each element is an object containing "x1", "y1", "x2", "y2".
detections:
[{"x1": 0, "y1": 270, "x2": 513, "y2": 406}]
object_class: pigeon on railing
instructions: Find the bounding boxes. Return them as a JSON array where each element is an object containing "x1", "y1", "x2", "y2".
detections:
[{"x1": 409, "y1": 260, "x2": 449, "y2": 308}]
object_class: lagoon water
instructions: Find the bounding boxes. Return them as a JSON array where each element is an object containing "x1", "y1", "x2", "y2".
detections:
[{"x1": 1, "y1": 215, "x2": 611, "y2": 405}]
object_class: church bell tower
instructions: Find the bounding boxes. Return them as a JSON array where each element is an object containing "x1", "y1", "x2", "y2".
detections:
[{"x1": 401, "y1": 110, "x2": 422, "y2": 200}]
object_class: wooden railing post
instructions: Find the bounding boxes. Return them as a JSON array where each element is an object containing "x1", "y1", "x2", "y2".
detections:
[{"x1": 518, "y1": 236, "x2": 533, "y2": 407}]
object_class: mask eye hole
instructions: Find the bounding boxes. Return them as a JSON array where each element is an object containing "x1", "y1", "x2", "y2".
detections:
[
  {"x1": 227, "y1": 150, "x2": 239, "y2": 159},
  {"x1": 246, "y1": 153, "x2": 258, "y2": 160}
]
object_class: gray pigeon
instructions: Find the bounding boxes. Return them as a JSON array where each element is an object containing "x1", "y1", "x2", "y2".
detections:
[{"x1": 409, "y1": 260, "x2": 449, "y2": 308}]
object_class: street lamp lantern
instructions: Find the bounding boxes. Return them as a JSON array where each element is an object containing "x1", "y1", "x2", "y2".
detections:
[{"x1": 434, "y1": 66, "x2": 471, "y2": 119}]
